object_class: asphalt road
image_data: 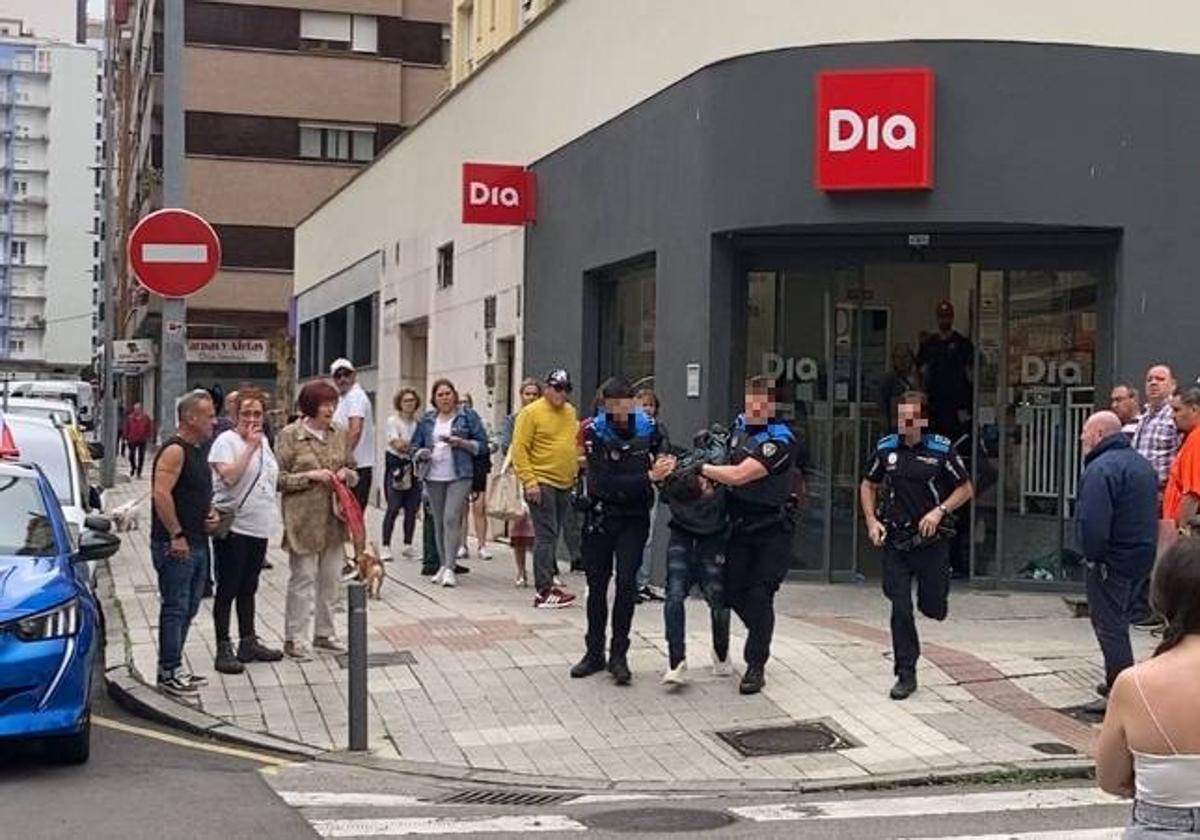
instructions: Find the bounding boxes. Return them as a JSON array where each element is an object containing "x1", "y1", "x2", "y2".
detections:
[{"x1": 0, "y1": 686, "x2": 317, "y2": 840}]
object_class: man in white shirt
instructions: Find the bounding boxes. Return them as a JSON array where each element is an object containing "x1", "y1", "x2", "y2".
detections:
[{"x1": 331, "y1": 358, "x2": 375, "y2": 509}]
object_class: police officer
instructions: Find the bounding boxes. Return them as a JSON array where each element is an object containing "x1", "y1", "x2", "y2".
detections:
[
  {"x1": 569, "y1": 378, "x2": 674, "y2": 685},
  {"x1": 860, "y1": 390, "x2": 973, "y2": 701},
  {"x1": 698, "y1": 376, "x2": 796, "y2": 695}
]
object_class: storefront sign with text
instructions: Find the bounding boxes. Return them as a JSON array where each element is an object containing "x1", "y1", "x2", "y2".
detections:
[
  {"x1": 815, "y1": 68, "x2": 935, "y2": 191},
  {"x1": 186, "y1": 339, "x2": 271, "y2": 364},
  {"x1": 461, "y1": 163, "x2": 537, "y2": 225}
]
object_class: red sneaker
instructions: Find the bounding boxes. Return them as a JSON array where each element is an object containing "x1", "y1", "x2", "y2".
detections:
[{"x1": 534, "y1": 586, "x2": 576, "y2": 609}]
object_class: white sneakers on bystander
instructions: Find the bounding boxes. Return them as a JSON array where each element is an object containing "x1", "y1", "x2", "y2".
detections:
[
  {"x1": 662, "y1": 660, "x2": 688, "y2": 686},
  {"x1": 711, "y1": 649, "x2": 733, "y2": 677}
]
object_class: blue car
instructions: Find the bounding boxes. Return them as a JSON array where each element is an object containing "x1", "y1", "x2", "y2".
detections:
[{"x1": 0, "y1": 458, "x2": 120, "y2": 764}]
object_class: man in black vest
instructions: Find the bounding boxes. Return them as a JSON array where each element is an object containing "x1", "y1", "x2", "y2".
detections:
[{"x1": 151, "y1": 390, "x2": 218, "y2": 698}]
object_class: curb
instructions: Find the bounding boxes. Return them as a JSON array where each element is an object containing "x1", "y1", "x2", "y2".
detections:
[{"x1": 96, "y1": 554, "x2": 1098, "y2": 795}]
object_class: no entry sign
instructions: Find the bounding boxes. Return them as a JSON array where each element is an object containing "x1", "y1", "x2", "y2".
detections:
[{"x1": 127, "y1": 208, "x2": 221, "y2": 298}]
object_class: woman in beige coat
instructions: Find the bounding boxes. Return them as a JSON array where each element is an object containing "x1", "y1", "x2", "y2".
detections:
[{"x1": 276, "y1": 380, "x2": 357, "y2": 661}]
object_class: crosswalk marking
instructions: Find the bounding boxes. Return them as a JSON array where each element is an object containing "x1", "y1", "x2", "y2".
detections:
[
  {"x1": 730, "y1": 787, "x2": 1124, "y2": 822},
  {"x1": 900, "y1": 831, "x2": 1122, "y2": 840},
  {"x1": 308, "y1": 815, "x2": 587, "y2": 836},
  {"x1": 279, "y1": 792, "x2": 425, "y2": 809}
]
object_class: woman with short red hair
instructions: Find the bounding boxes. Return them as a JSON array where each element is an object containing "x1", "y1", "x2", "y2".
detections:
[{"x1": 275, "y1": 380, "x2": 358, "y2": 661}]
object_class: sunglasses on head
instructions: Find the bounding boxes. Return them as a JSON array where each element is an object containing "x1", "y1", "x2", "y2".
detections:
[
  {"x1": 333, "y1": 370, "x2": 352, "y2": 379},
  {"x1": 550, "y1": 383, "x2": 572, "y2": 393}
]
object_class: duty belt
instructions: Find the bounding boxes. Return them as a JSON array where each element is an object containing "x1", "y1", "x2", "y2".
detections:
[
  {"x1": 731, "y1": 497, "x2": 798, "y2": 536},
  {"x1": 885, "y1": 517, "x2": 956, "y2": 552}
]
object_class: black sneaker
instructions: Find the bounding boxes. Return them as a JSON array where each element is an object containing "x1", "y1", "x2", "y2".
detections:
[
  {"x1": 739, "y1": 664, "x2": 765, "y2": 695},
  {"x1": 157, "y1": 674, "x2": 199, "y2": 698},
  {"x1": 214, "y1": 642, "x2": 244, "y2": 675},
  {"x1": 1096, "y1": 682, "x2": 1110, "y2": 698},
  {"x1": 890, "y1": 672, "x2": 917, "y2": 700},
  {"x1": 238, "y1": 637, "x2": 283, "y2": 663},
  {"x1": 570, "y1": 654, "x2": 606, "y2": 679},
  {"x1": 420, "y1": 564, "x2": 439, "y2": 576},
  {"x1": 1082, "y1": 697, "x2": 1108, "y2": 717},
  {"x1": 608, "y1": 656, "x2": 632, "y2": 686},
  {"x1": 454, "y1": 564, "x2": 470, "y2": 574}
]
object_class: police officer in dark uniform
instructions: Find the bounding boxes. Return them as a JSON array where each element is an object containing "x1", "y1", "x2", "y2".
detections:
[
  {"x1": 698, "y1": 376, "x2": 796, "y2": 695},
  {"x1": 860, "y1": 390, "x2": 973, "y2": 700},
  {"x1": 570, "y1": 378, "x2": 674, "y2": 686}
]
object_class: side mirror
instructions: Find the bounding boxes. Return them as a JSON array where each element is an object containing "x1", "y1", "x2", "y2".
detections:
[
  {"x1": 88, "y1": 442, "x2": 105, "y2": 460},
  {"x1": 88, "y1": 486, "x2": 103, "y2": 512},
  {"x1": 76, "y1": 528, "x2": 120, "y2": 563},
  {"x1": 84, "y1": 514, "x2": 112, "y2": 533}
]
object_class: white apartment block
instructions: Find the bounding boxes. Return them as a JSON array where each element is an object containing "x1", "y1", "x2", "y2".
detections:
[{"x1": 0, "y1": 29, "x2": 100, "y2": 369}]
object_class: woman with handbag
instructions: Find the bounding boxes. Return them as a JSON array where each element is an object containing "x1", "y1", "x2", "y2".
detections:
[
  {"x1": 381, "y1": 387, "x2": 422, "y2": 561},
  {"x1": 276, "y1": 380, "x2": 358, "y2": 661},
  {"x1": 208, "y1": 388, "x2": 283, "y2": 675},
  {"x1": 499, "y1": 379, "x2": 544, "y2": 586},
  {"x1": 410, "y1": 378, "x2": 487, "y2": 588}
]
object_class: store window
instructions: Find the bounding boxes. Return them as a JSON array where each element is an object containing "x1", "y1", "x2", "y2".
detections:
[
  {"x1": 595, "y1": 256, "x2": 656, "y2": 387},
  {"x1": 300, "y1": 124, "x2": 375, "y2": 162}
]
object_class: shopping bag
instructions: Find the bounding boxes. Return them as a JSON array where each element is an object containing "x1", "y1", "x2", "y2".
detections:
[{"x1": 487, "y1": 455, "x2": 528, "y2": 521}]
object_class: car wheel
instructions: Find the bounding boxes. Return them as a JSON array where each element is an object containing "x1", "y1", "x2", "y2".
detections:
[{"x1": 48, "y1": 711, "x2": 91, "y2": 765}]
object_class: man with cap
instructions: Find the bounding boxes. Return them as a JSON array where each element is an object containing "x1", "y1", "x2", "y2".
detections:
[
  {"x1": 917, "y1": 300, "x2": 974, "y2": 443},
  {"x1": 511, "y1": 368, "x2": 580, "y2": 609},
  {"x1": 331, "y1": 358, "x2": 375, "y2": 511}
]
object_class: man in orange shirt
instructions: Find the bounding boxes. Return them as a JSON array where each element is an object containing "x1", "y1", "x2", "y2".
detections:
[{"x1": 1163, "y1": 387, "x2": 1200, "y2": 535}]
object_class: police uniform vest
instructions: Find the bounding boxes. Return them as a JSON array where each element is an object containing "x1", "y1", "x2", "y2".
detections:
[
  {"x1": 727, "y1": 418, "x2": 795, "y2": 519},
  {"x1": 584, "y1": 410, "x2": 661, "y2": 515},
  {"x1": 864, "y1": 432, "x2": 968, "y2": 525}
]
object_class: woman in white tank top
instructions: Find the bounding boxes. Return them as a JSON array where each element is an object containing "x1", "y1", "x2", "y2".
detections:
[{"x1": 1097, "y1": 537, "x2": 1200, "y2": 837}]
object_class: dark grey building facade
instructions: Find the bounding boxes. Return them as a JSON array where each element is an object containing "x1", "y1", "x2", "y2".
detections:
[{"x1": 524, "y1": 41, "x2": 1197, "y2": 583}]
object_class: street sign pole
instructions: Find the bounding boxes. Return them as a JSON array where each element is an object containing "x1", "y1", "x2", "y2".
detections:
[
  {"x1": 99, "y1": 5, "x2": 118, "y2": 489},
  {"x1": 161, "y1": 0, "x2": 186, "y2": 439}
]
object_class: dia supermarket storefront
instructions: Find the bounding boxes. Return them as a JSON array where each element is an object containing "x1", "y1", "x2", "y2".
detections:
[{"x1": 523, "y1": 40, "x2": 1200, "y2": 585}]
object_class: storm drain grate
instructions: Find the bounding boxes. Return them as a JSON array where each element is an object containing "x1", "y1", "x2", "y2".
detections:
[
  {"x1": 435, "y1": 789, "x2": 575, "y2": 807},
  {"x1": 333, "y1": 650, "x2": 417, "y2": 669},
  {"x1": 1031, "y1": 742, "x2": 1079, "y2": 756},
  {"x1": 715, "y1": 719, "x2": 859, "y2": 758},
  {"x1": 1057, "y1": 703, "x2": 1105, "y2": 724}
]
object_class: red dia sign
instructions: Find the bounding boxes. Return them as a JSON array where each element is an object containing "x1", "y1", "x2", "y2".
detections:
[
  {"x1": 127, "y1": 208, "x2": 222, "y2": 298},
  {"x1": 815, "y1": 68, "x2": 935, "y2": 191},
  {"x1": 462, "y1": 163, "x2": 537, "y2": 225}
]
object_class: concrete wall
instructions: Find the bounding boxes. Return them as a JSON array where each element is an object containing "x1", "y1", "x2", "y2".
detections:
[{"x1": 524, "y1": 41, "x2": 1200, "y2": 435}]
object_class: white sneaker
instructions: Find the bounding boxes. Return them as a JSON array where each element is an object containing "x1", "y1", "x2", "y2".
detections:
[
  {"x1": 442, "y1": 569, "x2": 457, "y2": 588},
  {"x1": 711, "y1": 650, "x2": 733, "y2": 677},
  {"x1": 456, "y1": 545, "x2": 469, "y2": 560},
  {"x1": 662, "y1": 661, "x2": 688, "y2": 686},
  {"x1": 379, "y1": 547, "x2": 393, "y2": 562},
  {"x1": 401, "y1": 546, "x2": 416, "y2": 559},
  {"x1": 479, "y1": 545, "x2": 493, "y2": 560},
  {"x1": 514, "y1": 575, "x2": 527, "y2": 588},
  {"x1": 553, "y1": 575, "x2": 564, "y2": 588},
  {"x1": 431, "y1": 568, "x2": 445, "y2": 586}
]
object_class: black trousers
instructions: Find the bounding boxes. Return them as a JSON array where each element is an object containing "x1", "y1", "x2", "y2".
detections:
[
  {"x1": 128, "y1": 441, "x2": 147, "y2": 477},
  {"x1": 382, "y1": 453, "x2": 421, "y2": 547},
  {"x1": 882, "y1": 541, "x2": 950, "y2": 676},
  {"x1": 724, "y1": 524, "x2": 792, "y2": 668},
  {"x1": 1086, "y1": 562, "x2": 1135, "y2": 689},
  {"x1": 353, "y1": 467, "x2": 373, "y2": 511},
  {"x1": 212, "y1": 532, "x2": 268, "y2": 644},
  {"x1": 583, "y1": 515, "x2": 649, "y2": 660}
]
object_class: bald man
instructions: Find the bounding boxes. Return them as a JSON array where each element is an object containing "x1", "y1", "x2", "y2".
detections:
[{"x1": 1076, "y1": 410, "x2": 1159, "y2": 715}]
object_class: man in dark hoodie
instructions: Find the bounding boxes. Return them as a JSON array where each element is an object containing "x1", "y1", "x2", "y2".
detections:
[
  {"x1": 1076, "y1": 410, "x2": 1159, "y2": 715},
  {"x1": 569, "y1": 378, "x2": 674, "y2": 685}
]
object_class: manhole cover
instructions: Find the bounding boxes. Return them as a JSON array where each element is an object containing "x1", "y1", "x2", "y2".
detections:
[
  {"x1": 333, "y1": 650, "x2": 416, "y2": 669},
  {"x1": 581, "y1": 807, "x2": 737, "y2": 833},
  {"x1": 1031, "y1": 742, "x2": 1078, "y2": 756},
  {"x1": 715, "y1": 720, "x2": 858, "y2": 758},
  {"x1": 436, "y1": 789, "x2": 573, "y2": 807},
  {"x1": 1057, "y1": 703, "x2": 1105, "y2": 724}
]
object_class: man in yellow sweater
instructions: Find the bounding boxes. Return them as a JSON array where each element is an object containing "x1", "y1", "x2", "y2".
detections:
[{"x1": 512, "y1": 368, "x2": 580, "y2": 608}]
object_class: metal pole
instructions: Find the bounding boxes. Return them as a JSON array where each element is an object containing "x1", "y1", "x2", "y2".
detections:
[
  {"x1": 159, "y1": 0, "x2": 186, "y2": 439},
  {"x1": 347, "y1": 582, "x2": 368, "y2": 751},
  {"x1": 99, "y1": 2, "x2": 118, "y2": 489}
]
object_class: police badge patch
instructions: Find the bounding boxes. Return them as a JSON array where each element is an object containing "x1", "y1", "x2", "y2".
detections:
[
  {"x1": 762, "y1": 442, "x2": 777, "y2": 458},
  {"x1": 887, "y1": 452, "x2": 898, "y2": 465}
]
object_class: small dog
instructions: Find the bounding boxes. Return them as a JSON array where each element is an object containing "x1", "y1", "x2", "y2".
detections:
[
  {"x1": 341, "y1": 540, "x2": 385, "y2": 599},
  {"x1": 108, "y1": 496, "x2": 145, "y2": 532}
]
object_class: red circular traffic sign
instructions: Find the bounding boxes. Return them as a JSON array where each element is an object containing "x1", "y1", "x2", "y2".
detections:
[{"x1": 127, "y1": 208, "x2": 222, "y2": 298}]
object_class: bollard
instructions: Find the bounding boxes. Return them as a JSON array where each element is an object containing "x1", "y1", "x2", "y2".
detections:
[{"x1": 347, "y1": 581, "x2": 368, "y2": 751}]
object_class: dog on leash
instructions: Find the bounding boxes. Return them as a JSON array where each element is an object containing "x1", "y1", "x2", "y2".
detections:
[
  {"x1": 341, "y1": 540, "x2": 385, "y2": 599},
  {"x1": 108, "y1": 496, "x2": 145, "y2": 532}
]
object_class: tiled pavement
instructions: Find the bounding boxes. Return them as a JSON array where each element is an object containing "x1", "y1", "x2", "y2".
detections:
[{"x1": 104, "y1": 477, "x2": 1148, "y2": 787}]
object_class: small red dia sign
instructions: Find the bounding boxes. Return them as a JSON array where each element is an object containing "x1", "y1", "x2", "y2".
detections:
[
  {"x1": 127, "y1": 208, "x2": 222, "y2": 298},
  {"x1": 462, "y1": 163, "x2": 537, "y2": 225},
  {"x1": 815, "y1": 67, "x2": 935, "y2": 191}
]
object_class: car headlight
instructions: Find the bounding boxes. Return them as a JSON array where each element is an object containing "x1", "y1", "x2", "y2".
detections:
[{"x1": 13, "y1": 599, "x2": 80, "y2": 641}]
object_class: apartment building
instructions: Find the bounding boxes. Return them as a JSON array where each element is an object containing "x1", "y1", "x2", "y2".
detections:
[
  {"x1": 112, "y1": 0, "x2": 450, "y2": 420},
  {"x1": 450, "y1": 0, "x2": 553, "y2": 85},
  {"x1": 0, "y1": 10, "x2": 100, "y2": 373},
  {"x1": 0, "y1": 0, "x2": 87, "y2": 44}
]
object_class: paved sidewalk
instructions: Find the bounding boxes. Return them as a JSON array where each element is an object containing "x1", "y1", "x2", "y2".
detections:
[{"x1": 104, "y1": 477, "x2": 1142, "y2": 788}]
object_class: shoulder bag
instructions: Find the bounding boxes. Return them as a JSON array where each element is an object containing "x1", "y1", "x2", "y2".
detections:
[{"x1": 213, "y1": 448, "x2": 264, "y2": 541}]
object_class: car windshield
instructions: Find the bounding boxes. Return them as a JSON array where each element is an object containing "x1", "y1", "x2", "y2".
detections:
[
  {"x1": 9, "y1": 424, "x2": 73, "y2": 505},
  {"x1": 5, "y1": 405, "x2": 73, "y2": 425},
  {"x1": 0, "y1": 475, "x2": 56, "y2": 556}
]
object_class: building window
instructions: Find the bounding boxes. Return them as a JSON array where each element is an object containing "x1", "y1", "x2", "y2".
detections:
[
  {"x1": 436, "y1": 242, "x2": 453, "y2": 289},
  {"x1": 484, "y1": 295, "x2": 496, "y2": 328},
  {"x1": 594, "y1": 256, "x2": 656, "y2": 386},
  {"x1": 299, "y1": 319, "x2": 317, "y2": 378},
  {"x1": 13, "y1": 179, "x2": 26, "y2": 196},
  {"x1": 10, "y1": 240, "x2": 26, "y2": 265},
  {"x1": 212, "y1": 224, "x2": 294, "y2": 270},
  {"x1": 10, "y1": 338, "x2": 23, "y2": 352},
  {"x1": 299, "y1": 124, "x2": 375, "y2": 162},
  {"x1": 300, "y1": 10, "x2": 351, "y2": 50},
  {"x1": 351, "y1": 294, "x2": 376, "y2": 366},
  {"x1": 351, "y1": 15, "x2": 377, "y2": 53}
]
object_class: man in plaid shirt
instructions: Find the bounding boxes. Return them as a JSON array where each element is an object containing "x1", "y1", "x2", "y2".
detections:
[{"x1": 1127, "y1": 364, "x2": 1180, "y2": 626}]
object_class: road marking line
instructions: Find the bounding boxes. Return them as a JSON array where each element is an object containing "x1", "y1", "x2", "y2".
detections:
[
  {"x1": 309, "y1": 815, "x2": 587, "y2": 836},
  {"x1": 93, "y1": 715, "x2": 291, "y2": 766},
  {"x1": 141, "y1": 243, "x2": 208, "y2": 263},
  {"x1": 900, "y1": 831, "x2": 1122, "y2": 840},
  {"x1": 281, "y1": 792, "x2": 426, "y2": 808},
  {"x1": 730, "y1": 787, "x2": 1124, "y2": 822}
]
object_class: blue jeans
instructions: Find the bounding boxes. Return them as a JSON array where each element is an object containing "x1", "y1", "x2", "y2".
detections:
[
  {"x1": 1126, "y1": 800, "x2": 1200, "y2": 837},
  {"x1": 152, "y1": 537, "x2": 210, "y2": 679},
  {"x1": 664, "y1": 529, "x2": 730, "y2": 667}
]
